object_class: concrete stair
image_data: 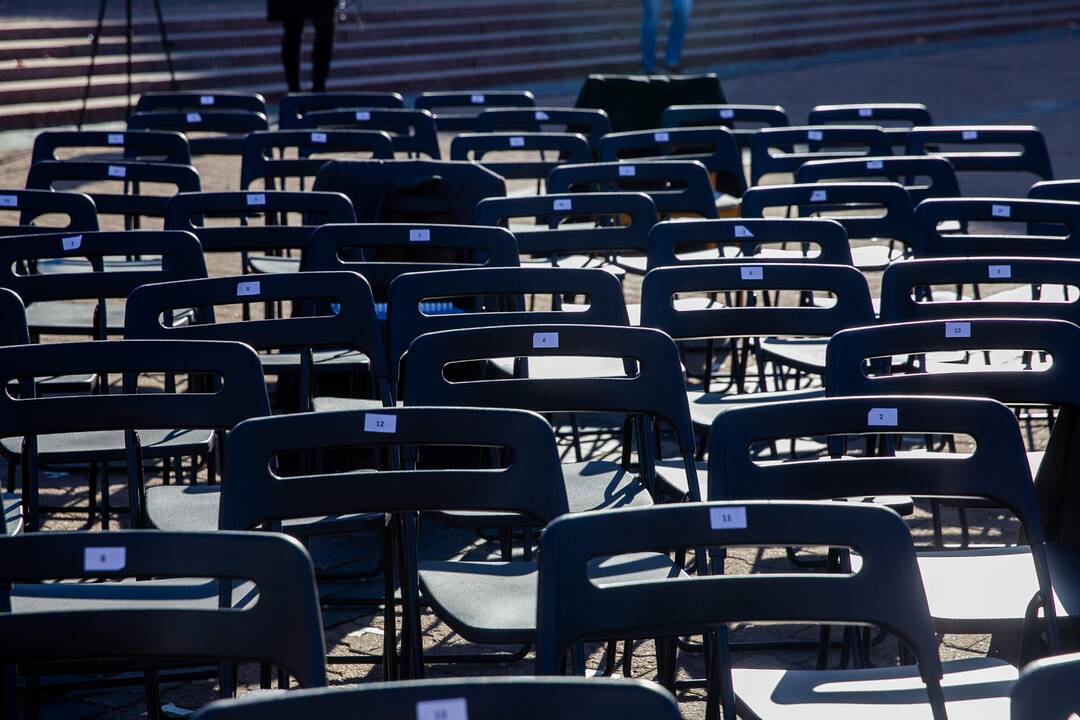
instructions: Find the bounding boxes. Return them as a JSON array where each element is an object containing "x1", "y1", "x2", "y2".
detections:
[{"x1": 0, "y1": 0, "x2": 1077, "y2": 130}]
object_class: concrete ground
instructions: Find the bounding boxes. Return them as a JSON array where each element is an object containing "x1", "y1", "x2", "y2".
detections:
[{"x1": 0, "y1": 27, "x2": 1075, "y2": 720}]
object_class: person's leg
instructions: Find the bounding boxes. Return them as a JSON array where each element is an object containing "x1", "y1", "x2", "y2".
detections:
[
  {"x1": 641, "y1": 0, "x2": 662, "y2": 73},
  {"x1": 281, "y1": 17, "x2": 303, "y2": 92},
  {"x1": 664, "y1": 0, "x2": 693, "y2": 70},
  {"x1": 312, "y1": 12, "x2": 336, "y2": 92}
]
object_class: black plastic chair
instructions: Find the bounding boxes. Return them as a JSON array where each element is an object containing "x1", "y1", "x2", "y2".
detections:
[
  {"x1": 642, "y1": 218, "x2": 853, "y2": 272},
  {"x1": 302, "y1": 223, "x2": 519, "y2": 304},
  {"x1": 710, "y1": 395, "x2": 1061, "y2": 660},
  {"x1": 128, "y1": 110, "x2": 270, "y2": 157},
  {"x1": 165, "y1": 190, "x2": 356, "y2": 276},
  {"x1": 741, "y1": 181, "x2": 915, "y2": 270},
  {"x1": 277, "y1": 91, "x2": 405, "y2": 129},
  {"x1": 1010, "y1": 652, "x2": 1080, "y2": 719},
  {"x1": 475, "y1": 191, "x2": 656, "y2": 273},
  {"x1": 797, "y1": 155, "x2": 960, "y2": 204},
  {"x1": 450, "y1": 132, "x2": 593, "y2": 181},
  {"x1": 25, "y1": 159, "x2": 200, "y2": 230},
  {"x1": 0, "y1": 188, "x2": 98, "y2": 238},
  {"x1": 597, "y1": 126, "x2": 747, "y2": 202},
  {"x1": 912, "y1": 198, "x2": 1080, "y2": 258},
  {"x1": 135, "y1": 91, "x2": 268, "y2": 115},
  {"x1": 0, "y1": 339, "x2": 269, "y2": 530},
  {"x1": 661, "y1": 104, "x2": 790, "y2": 149},
  {"x1": 477, "y1": 107, "x2": 613, "y2": 150},
  {"x1": 548, "y1": 160, "x2": 719, "y2": 220},
  {"x1": 808, "y1": 103, "x2": 932, "y2": 147},
  {"x1": 906, "y1": 125, "x2": 1054, "y2": 189},
  {"x1": 415, "y1": 90, "x2": 535, "y2": 131},
  {"x1": 31, "y1": 130, "x2": 192, "y2": 165},
  {"x1": 750, "y1": 125, "x2": 893, "y2": 185},
  {"x1": 0, "y1": 530, "x2": 326, "y2": 718},
  {"x1": 240, "y1": 129, "x2": 395, "y2": 191},
  {"x1": 534, "y1": 500, "x2": 1016, "y2": 720},
  {"x1": 313, "y1": 160, "x2": 506, "y2": 223},
  {"x1": 296, "y1": 108, "x2": 441, "y2": 159}
]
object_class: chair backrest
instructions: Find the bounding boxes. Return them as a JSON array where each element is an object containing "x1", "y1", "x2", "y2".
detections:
[
  {"x1": 808, "y1": 103, "x2": 931, "y2": 147},
  {"x1": 303, "y1": 223, "x2": 518, "y2": 296},
  {"x1": 0, "y1": 229, "x2": 206, "y2": 304},
  {"x1": 1029, "y1": 179, "x2": 1080, "y2": 202},
  {"x1": 164, "y1": 190, "x2": 356, "y2": 254},
  {"x1": 25, "y1": 160, "x2": 201, "y2": 223},
  {"x1": 31, "y1": 130, "x2": 192, "y2": 165},
  {"x1": 741, "y1": 181, "x2": 915, "y2": 250},
  {"x1": 450, "y1": 132, "x2": 593, "y2": 180},
  {"x1": 796, "y1": 155, "x2": 960, "y2": 204},
  {"x1": 660, "y1": 104, "x2": 789, "y2": 148},
  {"x1": 0, "y1": 288, "x2": 30, "y2": 346},
  {"x1": 386, "y1": 266, "x2": 629, "y2": 384},
  {"x1": 240, "y1": 130, "x2": 395, "y2": 190},
  {"x1": 646, "y1": 218, "x2": 852, "y2": 270},
  {"x1": 0, "y1": 188, "x2": 99, "y2": 237},
  {"x1": 476, "y1": 107, "x2": 613, "y2": 149},
  {"x1": 313, "y1": 160, "x2": 506, "y2": 224},
  {"x1": 475, "y1": 192, "x2": 658, "y2": 258},
  {"x1": 135, "y1": 91, "x2": 267, "y2": 115},
  {"x1": 906, "y1": 125, "x2": 1053, "y2": 181},
  {"x1": 1009, "y1": 651, "x2": 1080, "y2": 720},
  {"x1": 879, "y1": 257, "x2": 1080, "y2": 324},
  {"x1": 191, "y1": 677, "x2": 680, "y2": 720},
  {"x1": 0, "y1": 530, "x2": 326, "y2": 688},
  {"x1": 640, "y1": 262, "x2": 875, "y2": 340},
  {"x1": 913, "y1": 198, "x2": 1080, "y2": 258},
  {"x1": 128, "y1": 110, "x2": 270, "y2": 156},
  {"x1": 750, "y1": 125, "x2": 893, "y2": 184},
  {"x1": 709, "y1": 395, "x2": 1043, "y2": 543},
  {"x1": 597, "y1": 126, "x2": 746, "y2": 198},
  {"x1": 295, "y1": 108, "x2": 441, "y2": 159},
  {"x1": 402, "y1": 324, "x2": 696, "y2": 456},
  {"x1": 548, "y1": 160, "x2": 718, "y2": 219},
  {"x1": 126, "y1": 270, "x2": 390, "y2": 398},
  {"x1": 415, "y1": 90, "x2": 535, "y2": 131},
  {"x1": 219, "y1": 406, "x2": 567, "y2": 530},
  {"x1": 277, "y1": 91, "x2": 405, "y2": 129},
  {"x1": 534, "y1": 501, "x2": 945, "y2": 709}
]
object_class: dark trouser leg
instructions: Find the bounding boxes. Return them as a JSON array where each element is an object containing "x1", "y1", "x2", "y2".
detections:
[
  {"x1": 312, "y1": 14, "x2": 336, "y2": 92},
  {"x1": 281, "y1": 18, "x2": 304, "y2": 92}
]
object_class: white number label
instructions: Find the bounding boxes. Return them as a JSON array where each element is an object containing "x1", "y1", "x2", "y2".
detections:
[
  {"x1": 962, "y1": 130, "x2": 978, "y2": 141},
  {"x1": 534, "y1": 110, "x2": 550, "y2": 121},
  {"x1": 186, "y1": 112, "x2": 202, "y2": 123},
  {"x1": 808, "y1": 130, "x2": 823, "y2": 141},
  {"x1": 710, "y1": 506, "x2": 747, "y2": 530},
  {"x1": 734, "y1": 224, "x2": 754, "y2": 238},
  {"x1": 945, "y1": 321, "x2": 971, "y2": 338},
  {"x1": 311, "y1": 132, "x2": 327, "y2": 143},
  {"x1": 416, "y1": 698, "x2": 468, "y2": 720},
  {"x1": 246, "y1": 193, "x2": 266, "y2": 206},
  {"x1": 0, "y1": 195, "x2": 16, "y2": 208},
  {"x1": 618, "y1": 165, "x2": 636, "y2": 177},
  {"x1": 740, "y1": 266, "x2": 763, "y2": 280},
  {"x1": 364, "y1": 413, "x2": 397, "y2": 434},
  {"x1": 654, "y1": 131, "x2": 670, "y2": 142},
  {"x1": 866, "y1": 160, "x2": 884, "y2": 170},
  {"x1": 410, "y1": 228, "x2": 431, "y2": 242},
  {"x1": 868, "y1": 408, "x2": 898, "y2": 427},
  {"x1": 84, "y1": 547, "x2": 126, "y2": 572},
  {"x1": 858, "y1": 108, "x2": 874, "y2": 117},
  {"x1": 553, "y1": 198, "x2": 572, "y2": 211},
  {"x1": 199, "y1": 95, "x2": 215, "y2": 106},
  {"x1": 991, "y1": 204, "x2": 1011, "y2": 218},
  {"x1": 108, "y1": 165, "x2": 126, "y2": 178},
  {"x1": 719, "y1": 109, "x2": 735, "y2": 119},
  {"x1": 107, "y1": 133, "x2": 124, "y2": 145},
  {"x1": 62, "y1": 235, "x2": 82, "y2": 251},
  {"x1": 470, "y1": 94, "x2": 485, "y2": 104},
  {"x1": 236, "y1": 280, "x2": 261, "y2": 296},
  {"x1": 355, "y1": 111, "x2": 371, "y2": 121},
  {"x1": 533, "y1": 331, "x2": 559, "y2": 349},
  {"x1": 810, "y1": 189, "x2": 828, "y2": 202},
  {"x1": 509, "y1": 136, "x2": 525, "y2": 147},
  {"x1": 988, "y1": 264, "x2": 1012, "y2": 279}
]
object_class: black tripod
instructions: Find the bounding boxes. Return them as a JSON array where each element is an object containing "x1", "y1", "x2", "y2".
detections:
[{"x1": 77, "y1": 0, "x2": 178, "y2": 129}]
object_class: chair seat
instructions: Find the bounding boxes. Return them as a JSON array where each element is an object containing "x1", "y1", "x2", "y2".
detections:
[
  {"x1": 11, "y1": 577, "x2": 257, "y2": 612},
  {"x1": 850, "y1": 242, "x2": 905, "y2": 271},
  {"x1": 35, "y1": 256, "x2": 162, "y2": 275},
  {"x1": 3, "y1": 492, "x2": 22, "y2": 535},
  {"x1": 25, "y1": 301, "x2": 193, "y2": 336},
  {"x1": 627, "y1": 295, "x2": 718, "y2": 326},
  {"x1": 419, "y1": 551, "x2": 682, "y2": 644},
  {"x1": 248, "y1": 255, "x2": 301, "y2": 274},
  {"x1": 488, "y1": 356, "x2": 630, "y2": 379},
  {"x1": 145, "y1": 484, "x2": 382, "y2": 536},
  {"x1": 311, "y1": 396, "x2": 392, "y2": 413},
  {"x1": 687, "y1": 386, "x2": 824, "y2": 429},
  {"x1": 732, "y1": 656, "x2": 1014, "y2": 720},
  {"x1": 522, "y1": 255, "x2": 626, "y2": 278},
  {"x1": 982, "y1": 283, "x2": 1073, "y2": 304},
  {"x1": 1, "y1": 428, "x2": 215, "y2": 464},
  {"x1": 259, "y1": 349, "x2": 370, "y2": 374},
  {"x1": 758, "y1": 337, "x2": 828, "y2": 374}
]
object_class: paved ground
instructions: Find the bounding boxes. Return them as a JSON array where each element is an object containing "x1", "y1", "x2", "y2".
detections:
[{"x1": 0, "y1": 27, "x2": 1074, "y2": 720}]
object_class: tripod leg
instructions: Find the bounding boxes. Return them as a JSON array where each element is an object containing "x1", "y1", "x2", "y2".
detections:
[
  {"x1": 152, "y1": 0, "x2": 178, "y2": 89},
  {"x1": 77, "y1": 0, "x2": 110, "y2": 129}
]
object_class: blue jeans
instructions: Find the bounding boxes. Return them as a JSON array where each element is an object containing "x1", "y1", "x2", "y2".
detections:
[{"x1": 641, "y1": 0, "x2": 693, "y2": 72}]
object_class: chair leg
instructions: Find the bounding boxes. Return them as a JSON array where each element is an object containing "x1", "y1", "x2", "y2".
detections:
[
  {"x1": 100, "y1": 462, "x2": 110, "y2": 530},
  {"x1": 622, "y1": 639, "x2": 634, "y2": 677},
  {"x1": 381, "y1": 519, "x2": 398, "y2": 680},
  {"x1": 2, "y1": 664, "x2": 16, "y2": 720},
  {"x1": 25, "y1": 673, "x2": 40, "y2": 720},
  {"x1": 5, "y1": 460, "x2": 13, "y2": 494},
  {"x1": 88, "y1": 462, "x2": 98, "y2": 518},
  {"x1": 143, "y1": 671, "x2": 161, "y2": 720},
  {"x1": 930, "y1": 501, "x2": 944, "y2": 548}
]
